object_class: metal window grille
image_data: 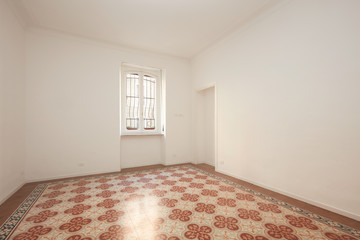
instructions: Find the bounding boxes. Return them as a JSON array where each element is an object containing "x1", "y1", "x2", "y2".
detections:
[
  {"x1": 126, "y1": 73, "x2": 140, "y2": 130},
  {"x1": 143, "y1": 75, "x2": 156, "y2": 130}
]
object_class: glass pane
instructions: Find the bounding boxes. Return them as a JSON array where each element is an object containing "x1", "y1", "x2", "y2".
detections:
[
  {"x1": 143, "y1": 75, "x2": 156, "y2": 130},
  {"x1": 126, "y1": 73, "x2": 140, "y2": 130}
]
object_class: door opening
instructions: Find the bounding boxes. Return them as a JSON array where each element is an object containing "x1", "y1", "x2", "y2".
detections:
[{"x1": 196, "y1": 86, "x2": 216, "y2": 167}]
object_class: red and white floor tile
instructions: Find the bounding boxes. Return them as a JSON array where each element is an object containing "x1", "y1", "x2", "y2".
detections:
[{"x1": 0, "y1": 166, "x2": 359, "y2": 240}]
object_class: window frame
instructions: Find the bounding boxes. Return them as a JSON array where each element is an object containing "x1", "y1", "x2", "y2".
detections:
[{"x1": 120, "y1": 63, "x2": 163, "y2": 136}]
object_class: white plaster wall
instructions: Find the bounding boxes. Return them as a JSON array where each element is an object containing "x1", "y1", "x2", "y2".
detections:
[
  {"x1": 120, "y1": 136, "x2": 164, "y2": 169},
  {"x1": 192, "y1": 0, "x2": 360, "y2": 220},
  {"x1": 0, "y1": 0, "x2": 26, "y2": 203},
  {"x1": 25, "y1": 29, "x2": 193, "y2": 181}
]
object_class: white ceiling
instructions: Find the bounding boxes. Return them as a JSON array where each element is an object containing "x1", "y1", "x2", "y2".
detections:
[{"x1": 10, "y1": 0, "x2": 280, "y2": 58}]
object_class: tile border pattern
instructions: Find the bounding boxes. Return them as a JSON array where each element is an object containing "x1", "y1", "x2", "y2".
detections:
[
  {"x1": 0, "y1": 164, "x2": 359, "y2": 239},
  {"x1": 0, "y1": 184, "x2": 47, "y2": 240}
]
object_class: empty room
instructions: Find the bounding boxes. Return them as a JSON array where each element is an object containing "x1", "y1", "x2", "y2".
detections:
[{"x1": 0, "y1": 0, "x2": 359, "y2": 239}]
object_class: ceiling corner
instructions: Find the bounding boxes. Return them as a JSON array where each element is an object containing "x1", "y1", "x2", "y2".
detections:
[{"x1": 5, "y1": 0, "x2": 35, "y2": 28}]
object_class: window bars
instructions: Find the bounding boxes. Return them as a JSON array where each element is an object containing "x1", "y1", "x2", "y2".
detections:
[{"x1": 125, "y1": 73, "x2": 156, "y2": 131}]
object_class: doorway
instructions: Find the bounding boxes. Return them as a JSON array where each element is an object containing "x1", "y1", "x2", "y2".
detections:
[{"x1": 196, "y1": 86, "x2": 216, "y2": 167}]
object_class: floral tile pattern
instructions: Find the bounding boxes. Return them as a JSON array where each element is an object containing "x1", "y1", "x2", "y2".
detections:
[{"x1": 0, "y1": 165, "x2": 359, "y2": 240}]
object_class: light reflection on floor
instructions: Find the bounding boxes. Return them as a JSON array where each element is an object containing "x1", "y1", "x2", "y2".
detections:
[{"x1": 123, "y1": 196, "x2": 160, "y2": 239}]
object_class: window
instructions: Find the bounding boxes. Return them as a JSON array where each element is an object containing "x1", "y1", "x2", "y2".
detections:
[{"x1": 121, "y1": 63, "x2": 164, "y2": 135}]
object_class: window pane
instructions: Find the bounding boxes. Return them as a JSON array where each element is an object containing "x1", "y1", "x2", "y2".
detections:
[
  {"x1": 143, "y1": 75, "x2": 156, "y2": 130},
  {"x1": 126, "y1": 73, "x2": 139, "y2": 130}
]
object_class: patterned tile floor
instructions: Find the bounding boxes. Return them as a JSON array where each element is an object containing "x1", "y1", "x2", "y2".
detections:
[{"x1": 0, "y1": 165, "x2": 359, "y2": 240}]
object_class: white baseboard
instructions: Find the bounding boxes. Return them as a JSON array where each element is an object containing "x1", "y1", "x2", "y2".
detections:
[
  {"x1": 216, "y1": 169, "x2": 360, "y2": 221},
  {"x1": 25, "y1": 169, "x2": 121, "y2": 183},
  {"x1": 25, "y1": 161, "x2": 191, "y2": 183},
  {"x1": 121, "y1": 161, "x2": 163, "y2": 169},
  {"x1": 197, "y1": 161, "x2": 215, "y2": 166},
  {"x1": 164, "y1": 160, "x2": 193, "y2": 166},
  {"x1": 0, "y1": 182, "x2": 25, "y2": 205}
]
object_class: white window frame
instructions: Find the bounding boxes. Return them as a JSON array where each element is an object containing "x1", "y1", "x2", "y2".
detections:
[{"x1": 120, "y1": 63, "x2": 163, "y2": 136}]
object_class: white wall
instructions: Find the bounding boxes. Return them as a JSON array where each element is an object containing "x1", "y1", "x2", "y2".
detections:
[
  {"x1": 0, "y1": 0, "x2": 26, "y2": 203},
  {"x1": 120, "y1": 136, "x2": 164, "y2": 169},
  {"x1": 25, "y1": 29, "x2": 193, "y2": 181},
  {"x1": 196, "y1": 87, "x2": 215, "y2": 166},
  {"x1": 192, "y1": 0, "x2": 360, "y2": 220}
]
